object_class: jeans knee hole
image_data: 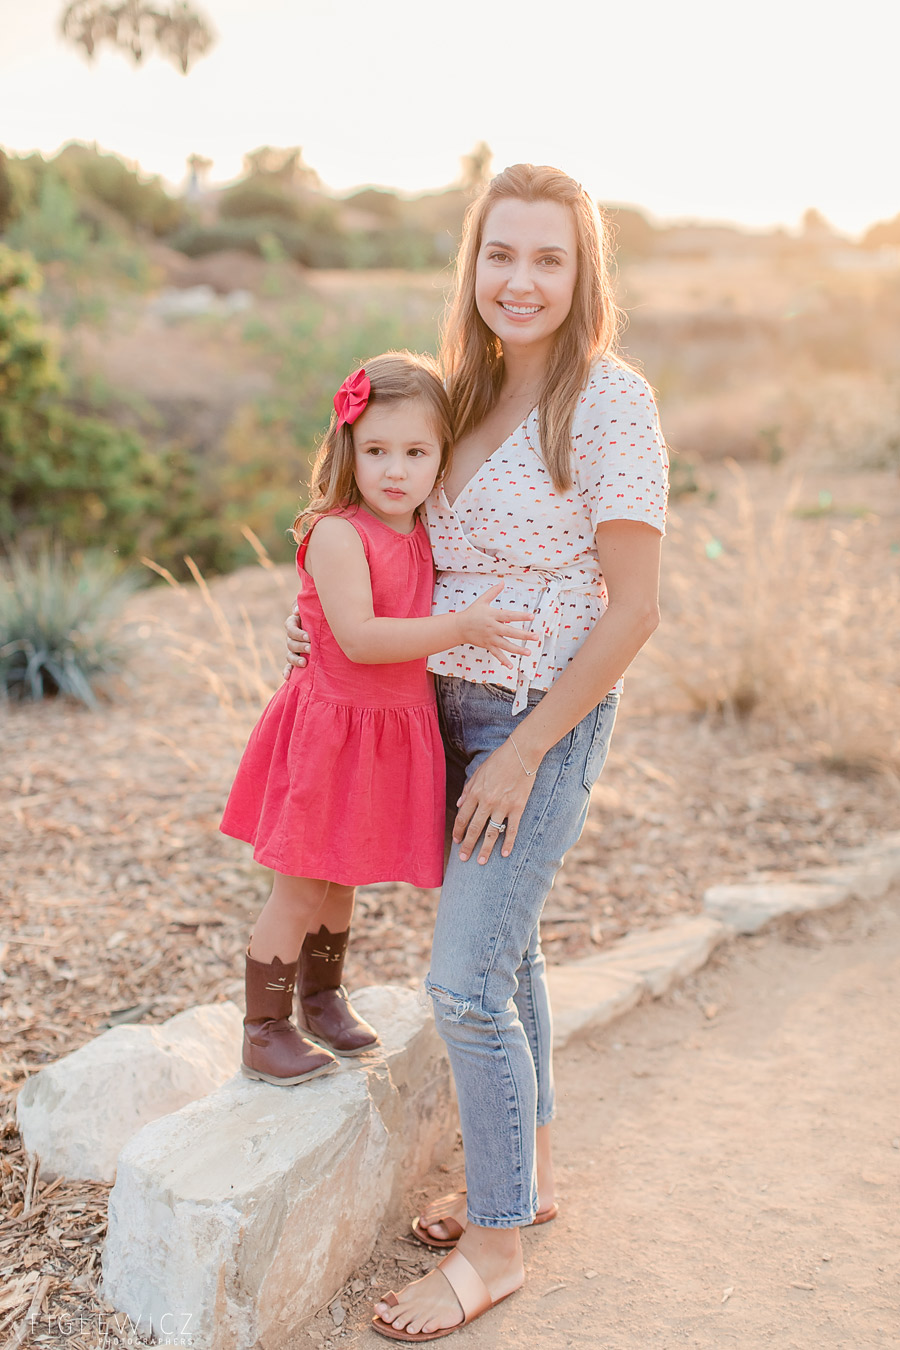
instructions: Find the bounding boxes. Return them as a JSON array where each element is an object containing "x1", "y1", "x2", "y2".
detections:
[{"x1": 426, "y1": 980, "x2": 472, "y2": 1024}]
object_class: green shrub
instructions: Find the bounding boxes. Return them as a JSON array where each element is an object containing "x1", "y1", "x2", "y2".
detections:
[
  {"x1": 0, "y1": 244, "x2": 209, "y2": 565},
  {"x1": 4, "y1": 173, "x2": 93, "y2": 266},
  {"x1": 167, "y1": 214, "x2": 347, "y2": 268},
  {"x1": 219, "y1": 179, "x2": 307, "y2": 222},
  {"x1": 56, "y1": 142, "x2": 183, "y2": 235},
  {"x1": 345, "y1": 188, "x2": 404, "y2": 222},
  {"x1": 0, "y1": 150, "x2": 18, "y2": 231},
  {"x1": 1, "y1": 402, "x2": 168, "y2": 552},
  {"x1": 2, "y1": 151, "x2": 154, "y2": 284},
  {"x1": 0, "y1": 548, "x2": 139, "y2": 706}
]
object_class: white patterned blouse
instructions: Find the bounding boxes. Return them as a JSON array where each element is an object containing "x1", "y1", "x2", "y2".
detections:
[{"x1": 424, "y1": 359, "x2": 669, "y2": 713}]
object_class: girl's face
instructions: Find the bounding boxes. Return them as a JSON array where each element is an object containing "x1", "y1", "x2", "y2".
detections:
[
  {"x1": 352, "y1": 398, "x2": 443, "y2": 530},
  {"x1": 475, "y1": 198, "x2": 578, "y2": 361}
]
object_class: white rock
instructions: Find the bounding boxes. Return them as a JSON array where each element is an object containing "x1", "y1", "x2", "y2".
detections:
[
  {"x1": 549, "y1": 965, "x2": 643, "y2": 1048},
  {"x1": 703, "y1": 880, "x2": 852, "y2": 934},
  {"x1": 592, "y1": 915, "x2": 726, "y2": 998},
  {"x1": 548, "y1": 916, "x2": 726, "y2": 1046},
  {"x1": 16, "y1": 1002, "x2": 243, "y2": 1182},
  {"x1": 101, "y1": 985, "x2": 455, "y2": 1349}
]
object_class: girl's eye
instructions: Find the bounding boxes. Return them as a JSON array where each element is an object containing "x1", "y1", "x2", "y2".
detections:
[{"x1": 408, "y1": 448, "x2": 427, "y2": 457}]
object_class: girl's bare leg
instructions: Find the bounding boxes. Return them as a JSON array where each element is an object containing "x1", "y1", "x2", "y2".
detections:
[
  {"x1": 248, "y1": 874, "x2": 329, "y2": 962},
  {"x1": 309, "y1": 882, "x2": 355, "y2": 934},
  {"x1": 298, "y1": 882, "x2": 377, "y2": 1053}
]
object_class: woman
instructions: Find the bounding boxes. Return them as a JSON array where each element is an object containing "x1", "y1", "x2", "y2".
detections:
[{"x1": 284, "y1": 163, "x2": 668, "y2": 1340}]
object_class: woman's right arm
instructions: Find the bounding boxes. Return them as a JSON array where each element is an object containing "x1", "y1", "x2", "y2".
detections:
[{"x1": 283, "y1": 603, "x2": 309, "y2": 678}]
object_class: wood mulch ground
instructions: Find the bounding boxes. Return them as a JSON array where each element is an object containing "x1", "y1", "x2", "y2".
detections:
[{"x1": 1, "y1": 463, "x2": 898, "y2": 1345}]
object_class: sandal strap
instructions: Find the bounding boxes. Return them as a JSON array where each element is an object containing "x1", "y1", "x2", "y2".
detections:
[{"x1": 436, "y1": 1249, "x2": 492, "y2": 1324}]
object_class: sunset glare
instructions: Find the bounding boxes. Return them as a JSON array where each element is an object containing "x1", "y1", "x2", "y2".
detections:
[{"x1": 3, "y1": 0, "x2": 898, "y2": 234}]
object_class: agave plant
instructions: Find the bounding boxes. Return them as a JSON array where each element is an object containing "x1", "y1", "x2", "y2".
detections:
[{"x1": 0, "y1": 548, "x2": 139, "y2": 707}]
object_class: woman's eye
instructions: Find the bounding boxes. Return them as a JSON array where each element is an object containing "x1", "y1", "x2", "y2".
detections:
[
  {"x1": 540, "y1": 256, "x2": 561, "y2": 266},
  {"x1": 488, "y1": 251, "x2": 509, "y2": 263}
]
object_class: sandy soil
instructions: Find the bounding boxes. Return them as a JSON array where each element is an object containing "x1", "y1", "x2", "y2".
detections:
[{"x1": 319, "y1": 891, "x2": 900, "y2": 1350}]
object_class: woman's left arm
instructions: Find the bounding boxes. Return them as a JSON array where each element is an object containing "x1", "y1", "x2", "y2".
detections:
[{"x1": 453, "y1": 518, "x2": 662, "y2": 863}]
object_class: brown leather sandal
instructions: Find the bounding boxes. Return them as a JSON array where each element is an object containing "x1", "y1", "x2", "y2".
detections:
[
  {"x1": 410, "y1": 1189, "x2": 559, "y2": 1249},
  {"x1": 372, "y1": 1247, "x2": 521, "y2": 1342}
]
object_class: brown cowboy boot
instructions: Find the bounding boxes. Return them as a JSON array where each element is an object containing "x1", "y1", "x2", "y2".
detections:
[
  {"x1": 297, "y1": 925, "x2": 380, "y2": 1056},
  {"x1": 242, "y1": 949, "x2": 337, "y2": 1085}
]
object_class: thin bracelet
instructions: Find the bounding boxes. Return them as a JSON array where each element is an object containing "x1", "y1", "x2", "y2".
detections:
[{"x1": 509, "y1": 735, "x2": 537, "y2": 778}]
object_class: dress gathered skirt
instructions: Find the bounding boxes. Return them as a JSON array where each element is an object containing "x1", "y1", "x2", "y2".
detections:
[{"x1": 220, "y1": 507, "x2": 445, "y2": 887}]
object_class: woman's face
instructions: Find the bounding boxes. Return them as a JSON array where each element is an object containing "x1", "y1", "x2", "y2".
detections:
[{"x1": 474, "y1": 198, "x2": 578, "y2": 360}]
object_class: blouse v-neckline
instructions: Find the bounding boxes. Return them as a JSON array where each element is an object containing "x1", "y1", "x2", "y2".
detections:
[{"x1": 442, "y1": 409, "x2": 537, "y2": 511}]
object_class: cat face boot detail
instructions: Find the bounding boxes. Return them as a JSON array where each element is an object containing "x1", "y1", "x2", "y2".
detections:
[
  {"x1": 243, "y1": 949, "x2": 337, "y2": 1084},
  {"x1": 298, "y1": 926, "x2": 380, "y2": 1056}
]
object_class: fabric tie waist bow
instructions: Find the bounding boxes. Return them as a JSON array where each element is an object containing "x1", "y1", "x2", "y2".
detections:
[{"x1": 485, "y1": 564, "x2": 600, "y2": 714}]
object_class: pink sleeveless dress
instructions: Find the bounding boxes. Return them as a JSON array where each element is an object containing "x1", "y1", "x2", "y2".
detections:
[{"x1": 220, "y1": 507, "x2": 445, "y2": 887}]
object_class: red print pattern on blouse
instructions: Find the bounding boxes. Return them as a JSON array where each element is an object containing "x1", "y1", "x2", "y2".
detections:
[{"x1": 423, "y1": 360, "x2": 669, "y2": 713}]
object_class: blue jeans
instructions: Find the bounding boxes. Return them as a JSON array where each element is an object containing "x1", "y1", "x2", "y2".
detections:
[{"x1": 427, "y1": 676, "x2": 619, "y2": 1228}]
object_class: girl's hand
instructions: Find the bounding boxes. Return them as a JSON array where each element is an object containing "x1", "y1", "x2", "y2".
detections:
[
  {"x1": 458, "y1": 583, "x2": 540, "y2": 668},
  {"x1": 283, "y1": 603, "x2": 311, "y2": 679},
  {"x1": 452, "y1": 737, "x2": 540, "y2": 864}
]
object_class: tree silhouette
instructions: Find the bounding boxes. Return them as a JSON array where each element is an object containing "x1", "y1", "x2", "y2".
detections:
[
  {"x1": 460, "y1": 142, "x2": 493, "y2": 194},
  {"x1": 60, "y1": 1, "x2": 215, "y2": 74},
  {"x1": 241, "y1": 146, "x2": 320, "y2": 190}
]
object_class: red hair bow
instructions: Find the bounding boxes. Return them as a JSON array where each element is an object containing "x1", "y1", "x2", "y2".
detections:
[{"x1": 333, "y1": 367, "x2": 371, "y2": 429}]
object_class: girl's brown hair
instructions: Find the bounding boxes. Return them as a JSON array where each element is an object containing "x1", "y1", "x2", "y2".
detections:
[
  {"x1": 293, "y1": 350, "x2": 453, "y2": 538},
  {"x1": 441, "y1": 163, "x2": 624, "y2": 492}
]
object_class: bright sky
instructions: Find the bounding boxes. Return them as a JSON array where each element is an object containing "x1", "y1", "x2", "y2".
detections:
[{"x1": 2, "y1": 0, "x2": 898, "y2": 235}]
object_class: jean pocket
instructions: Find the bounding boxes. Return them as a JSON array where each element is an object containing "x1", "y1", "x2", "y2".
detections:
[
  {"x1": 482, "y1": 682, "x2": 515, "y2": 704},
  {"x1": 582, "y1": 694, "x2": 619, "y2": 791}
]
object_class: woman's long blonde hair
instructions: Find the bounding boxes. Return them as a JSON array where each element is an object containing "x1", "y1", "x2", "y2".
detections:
[
  {"x1": 441, "y1": 163, "x2": 624, "y2": 492},
  {"x1": 293, "y1": 350, "x2": 454, "y2": 539}
]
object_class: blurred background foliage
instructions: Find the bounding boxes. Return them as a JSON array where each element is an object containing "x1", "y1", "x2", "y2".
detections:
[{"x1": 1, "y1": 136, "x2": 899, "y2": 596}]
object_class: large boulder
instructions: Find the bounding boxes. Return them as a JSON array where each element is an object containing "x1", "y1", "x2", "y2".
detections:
[
  {"x1": 16, "y1": 1002, "x2": 244, "y2": 1182},
  {"x1": 101, "y1": 985, "x2": 455, "y2": 1349}
]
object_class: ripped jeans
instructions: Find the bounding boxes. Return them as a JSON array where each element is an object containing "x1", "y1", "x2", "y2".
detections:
[{"x1": 427, "y1": 676, "x2": 619, "y2": 1228}]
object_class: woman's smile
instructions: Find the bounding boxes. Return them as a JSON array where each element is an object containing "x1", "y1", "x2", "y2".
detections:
[{"x1": 498, "y1": 302, "x2": 544, "y2": 317}]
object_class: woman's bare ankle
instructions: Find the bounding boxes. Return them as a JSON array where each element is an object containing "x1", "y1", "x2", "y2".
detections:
[
  {"x1": 536, "y1": 1123, "x2": 556, "y2": 1207},
  {"x1": 456, "y1": 1223, "x2": 524, "y2": 1293}
]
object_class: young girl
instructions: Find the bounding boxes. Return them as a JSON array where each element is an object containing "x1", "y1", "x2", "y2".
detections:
[{"x1": 220, "y1": 351, "x2": 537, "y2": 1085}]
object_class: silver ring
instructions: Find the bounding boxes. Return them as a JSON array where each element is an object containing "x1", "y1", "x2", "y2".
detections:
[{"x1": 488, "y1": 819, "x2": 507, "y2": 834}]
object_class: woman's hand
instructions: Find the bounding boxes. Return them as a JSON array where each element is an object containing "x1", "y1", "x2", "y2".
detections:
[
  {"x1": 283, "y1": 603, "x2": 310, "y2": 679},
  {"x1": 452, "y1": 737, "x2": 540, "y2": 864},
  {"x1": 457, "y1": 583, "x2": 540, "y2": 668}
]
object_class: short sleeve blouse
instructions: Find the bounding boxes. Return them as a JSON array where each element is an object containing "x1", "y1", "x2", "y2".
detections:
[{"x1": 423, "y1": 359, "x2": 669, "y2": 712}]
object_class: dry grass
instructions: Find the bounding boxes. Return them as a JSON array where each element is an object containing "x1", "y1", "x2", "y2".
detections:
[
  {"x1": 139, "y1": 528, "x2": 293, "y2": 750},
  {"x1": 647, "y1": 462, "x2": 900, "y2": 776}
]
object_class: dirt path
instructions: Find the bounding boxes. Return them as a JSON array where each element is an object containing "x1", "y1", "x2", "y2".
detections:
[{"x1": 331, "y1": 892, "x2": 900, "y2": 1349}]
